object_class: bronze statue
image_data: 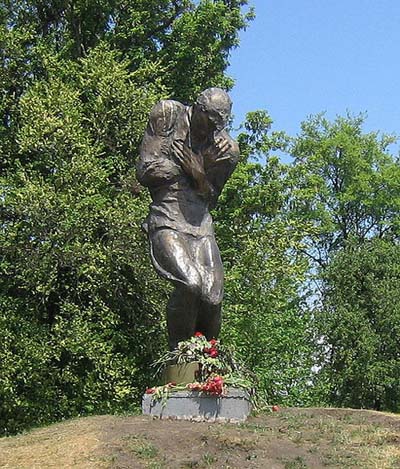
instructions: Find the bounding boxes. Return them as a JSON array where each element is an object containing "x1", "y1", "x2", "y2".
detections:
[{"x1": 137, "y1": 88, "x2": 239, "y2": 350}]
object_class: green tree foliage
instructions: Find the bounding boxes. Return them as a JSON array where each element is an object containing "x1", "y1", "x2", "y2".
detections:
[
  {"x1": 215, "y1": 111, "x2": 315, "y2": 405},
  {"x1": 0, "y1": 47, "x2": 168, "y2": 435},
  {"x1": 289, "y1": 114, "x2": 400, "y2": 410},
  {"x1": 1, "y1": 1, "x2": 253, "y2": 101},
  {"x1": 160, "y1": 0, "x2": 253, "y2": 101},
  {"x1": 0, "y1": 1, "x2": 251, "y2": 434},
  {"x1": 316, "y1": 239, "x2": 400, "y2": 412},
  {"x1": 290, "y1": 113, "x2": 400, "y2": 267}
]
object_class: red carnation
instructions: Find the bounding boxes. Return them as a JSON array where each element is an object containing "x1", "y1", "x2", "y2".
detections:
[
  {"x1": 194, "y1": 331, "x2": 204, "y2": 337},
  {"x1": 209, "y1": 348, "x2": 218, "y2": 358},
  {"x1": 209, "y1": 339, "x2": 217, "y2": 346},
  {"x1": 204, "y1": 375, "x2": 224, "y2": 395}
]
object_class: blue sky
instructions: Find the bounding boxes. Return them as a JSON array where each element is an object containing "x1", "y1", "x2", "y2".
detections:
[{"x1": 229, "y1": 0, "x2": 400, "y2": 147}]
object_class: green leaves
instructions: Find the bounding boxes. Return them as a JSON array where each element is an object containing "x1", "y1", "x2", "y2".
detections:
[
  {"x1": 317, "y1": 239, "x2": 400, "y2": 411},
  {"x1": 0, "y1": 0, "x2": 252, "y2": 435},
  {"x1": 215, "y1": 112, "x2": 314, "y2": 406},
  {"x1": 161, "y1": 0, "x2": 253, "y2": 101},
  {"x1": 0, "y1": 21, "x2": 166, "y2": 437},
  {"x1": 290, "y1": 113, "x2": 400, "y2": 266},
  {"x1": 289, "y1": 113, "x2": 400, "y2": 411}
]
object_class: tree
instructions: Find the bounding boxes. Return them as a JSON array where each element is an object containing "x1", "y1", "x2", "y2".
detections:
[
  {"x1": 290, "y1": 113, "x2": 400, "y2": 268},
  {"x1": 289, "y1": 113, "x2": 400, "y2": 410},
  {"x1": 316, "y1": 239, "x2": 400, "y2": 412},
  {"x1": 215, "y1": 111, "x2": 315, "y2": 405},
  {"x1": 0, "y1": 46, "x2": 168, "y2": 434},
  {"x1": 0, "y1": 1, "x2": 252, "y2": 434}
]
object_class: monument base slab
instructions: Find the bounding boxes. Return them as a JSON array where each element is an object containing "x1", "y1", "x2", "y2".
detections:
[{"x1": 142, "y1": 387, "x2": 251, "y2": 423}]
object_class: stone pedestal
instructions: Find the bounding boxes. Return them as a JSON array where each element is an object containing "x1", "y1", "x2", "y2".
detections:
[{"x1": 142, "y1": 387, "x2": 251, "y2": 423}]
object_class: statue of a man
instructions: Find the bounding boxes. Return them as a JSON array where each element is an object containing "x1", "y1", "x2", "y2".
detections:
[{"x1": 137, "y1": 88, "x2": 239, "y2": 350}]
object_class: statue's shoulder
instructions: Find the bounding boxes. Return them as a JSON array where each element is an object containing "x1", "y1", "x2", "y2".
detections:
[{"x1": 147, "y1": 99, "x2": 186, "y2": 136}]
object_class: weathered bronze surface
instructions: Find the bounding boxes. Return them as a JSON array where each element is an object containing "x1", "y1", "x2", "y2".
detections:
[{"x1": 137, "y1": 88, "x2": 239, "y2": 349}]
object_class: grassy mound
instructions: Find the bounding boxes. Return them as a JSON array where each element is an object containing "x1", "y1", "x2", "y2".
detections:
[{"x1": 1, "y1": 408, "x2": 399, "y2": 468}]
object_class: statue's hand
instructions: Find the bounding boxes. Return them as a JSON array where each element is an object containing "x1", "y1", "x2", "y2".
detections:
[
  {"x1": 215, "y1": 136, "x2": 232, "y2": 160},
  {"x1": 204, "y1": 137, "x2": 232, "y2": 168},
  {"x1": 172, "y1": 140, "x2": 211, "y2": 196},
  {"x1": 172, "y1": 140, "x2": 204, "y2": 175}
]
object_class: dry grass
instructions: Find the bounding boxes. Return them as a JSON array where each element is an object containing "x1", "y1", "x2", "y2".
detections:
[
  {"x1": 0, "y1": 409, "x2": 399, "y2": 468},
  {"x1": 0, "y1": 415, "x2": 108, "y2": 469}
]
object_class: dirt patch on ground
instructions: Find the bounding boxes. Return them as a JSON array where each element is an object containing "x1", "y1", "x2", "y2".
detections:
[{"x1": 1, "y1": 408, "x2": 400, "y2": 468}]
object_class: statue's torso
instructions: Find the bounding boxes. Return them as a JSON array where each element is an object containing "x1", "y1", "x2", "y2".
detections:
[{"x1": 146, "y1": 101, "x2": 213, "y2": 237}]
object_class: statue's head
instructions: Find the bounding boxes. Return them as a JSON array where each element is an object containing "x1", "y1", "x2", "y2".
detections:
[{"x1": 193, "y1": 88, "x2": 232, "y2": 132}]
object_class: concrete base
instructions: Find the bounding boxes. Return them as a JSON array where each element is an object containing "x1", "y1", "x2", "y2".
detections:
[{"x1": 142, "y1": 387, "x2": 251, "y2": 423}]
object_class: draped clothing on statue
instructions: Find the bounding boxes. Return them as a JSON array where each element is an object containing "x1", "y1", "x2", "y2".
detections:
[{"x1": 137, "y1": 100, "x2": 238, "y2": 240}]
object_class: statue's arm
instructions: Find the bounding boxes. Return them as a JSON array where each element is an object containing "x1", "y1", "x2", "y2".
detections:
[
  {"x1": 136, "y1": 101, "x2": 183, "y2": 188},
  {"x1": 137, "y1": 134, "x2": 181, "y2": 187}
]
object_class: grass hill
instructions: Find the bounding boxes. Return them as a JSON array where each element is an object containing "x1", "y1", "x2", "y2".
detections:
[{"x1": 0, "y1": 408, "x2": 399, "y2": 468}]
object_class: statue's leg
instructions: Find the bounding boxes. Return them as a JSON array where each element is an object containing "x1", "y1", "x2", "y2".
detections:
[
  {"x1": 166, "y1": 286, "x2": 199, "y2": 350},
  {"x1": 195, "y1": 235, "x2": 224, "y2": 339},
  {"x1": 196, "y1": 302, "x2": 221, "y2": 341},
  {"x1": 150, "y1": 229, "x2": 202, "y2": 349}
]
